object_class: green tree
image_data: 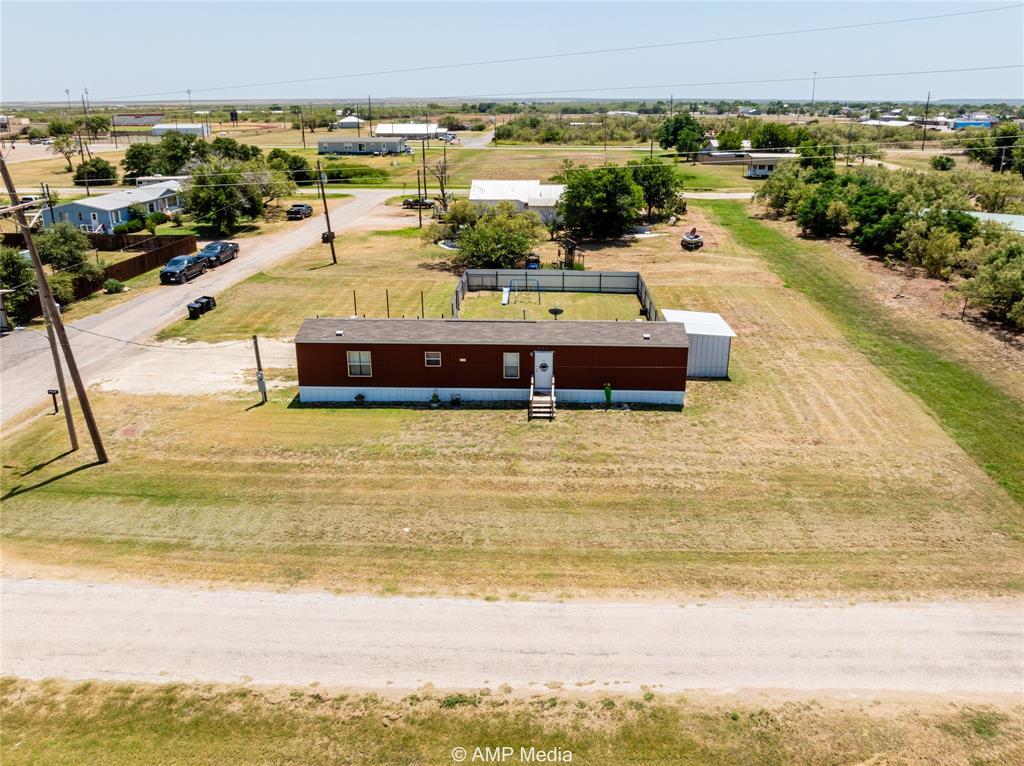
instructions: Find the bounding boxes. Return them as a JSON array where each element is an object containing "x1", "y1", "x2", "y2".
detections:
[
  {"x1": 48, "y1": 135, "x2": 78, "y2": 171},
  {"x1": 930, "y1": 155, "x2": 956, "y2": 171},
  {"x1": 557, "y1": 165, "x2": 644, "y2": 239},
  {"x1": 962, "y1": 242, "x2": 1024, "y2": 327},
  {"x1": 157, "y1": 131, "x2": 210, "y2": 174},
  {"x1": 267, "y1": 149, "x2": 314, "y2": 186},
  {"x1": 145, "y1": 211, "x2": 169, "y2": 234},
  {"x1": 121, "y1": 143, "x2": 161, "y2": 181},
  {"x1": 84, "y1": 114, "x2": 111, "y2": 139},
  {"x1": 796, "y1": 183, "x2": 847, "y2": 237},
  {"x1": 35, "y1": 222, "x2": 100, "y2": 278},
  {"x1": 449, "y1": 203, "x2": 543, "y2": 268},
  {"x1": 0, "y1": 246, "x2": 36, "y2": 323},
  {"x1": 965, "y1": 123, "x2": 1023, "y2": 173},
  {"x1": 797, "y1": 140, "x2": 834, "y2": 169},
  {"x1": 848, "y1": 184, "x2": 904, "y2": 253},
  {"x1": 628, "y1": 157, "x2": 682, "y2": 221},
  {"x1": 751, "y1": 122, "x2": 793, "y2": 150},
  {"x1": 182, "y1": 160, "x2": 290, "y2": 235},
  {"x1": 210, "y1": 136, "x2": 262, "y2": 161},
  {"x1": 715, "y1": 129, "x2": 743, "y2": 151},
  {"x1": 47, "y1": 118, "x2": 82, "y2": 137},
  {"x1": 657, "y1": 113, "x2": 705, "y2": 158},
  {"x1": 73, "y1": 157, "x2": 118, "y2": 186}
]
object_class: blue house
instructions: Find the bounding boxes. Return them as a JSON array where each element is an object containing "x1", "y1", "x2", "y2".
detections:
[{"x1": 42, "y1": 181, "x2": 183, "y2": 233}]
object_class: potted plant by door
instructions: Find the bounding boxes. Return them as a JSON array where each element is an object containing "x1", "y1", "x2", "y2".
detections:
[{"x1": 430, "y1": 391, "x2": 441, "y2": 408}]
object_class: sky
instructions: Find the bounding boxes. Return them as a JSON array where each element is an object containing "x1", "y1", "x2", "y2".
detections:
[{"x1": 1, "y1": 0, "x2": 1022, "y2": 104}]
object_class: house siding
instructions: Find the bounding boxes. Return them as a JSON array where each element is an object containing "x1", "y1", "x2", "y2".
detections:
[{"x1": 296, "y1": 341, "x2": 687, "y2": 401}]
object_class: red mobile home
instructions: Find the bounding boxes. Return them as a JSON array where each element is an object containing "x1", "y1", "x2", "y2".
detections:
[{"x1": 295, "y1": 318, "x2": 688, "y2": 406}]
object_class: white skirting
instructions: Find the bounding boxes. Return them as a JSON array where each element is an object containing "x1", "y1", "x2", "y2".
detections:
[{"x1": 298, "y1": 386, "x2": 684, "y2": 406}]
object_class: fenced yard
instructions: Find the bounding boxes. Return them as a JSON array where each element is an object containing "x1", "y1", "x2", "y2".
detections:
[{"x1": 451, "y1": 268, "x2": 658, "y2": 319}]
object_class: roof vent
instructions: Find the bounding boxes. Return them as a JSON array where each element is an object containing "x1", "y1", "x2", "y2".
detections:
[
  {"x1": 335, "y1": 330, "x2": 344, "y2": 336},
  {"x1": 642, "y1": 333, "x2": 651, "y2": 341}
]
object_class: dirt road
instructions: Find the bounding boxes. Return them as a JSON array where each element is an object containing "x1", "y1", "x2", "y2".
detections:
[
  {"x1": 2, "y1": 578, "x2": 1020, "y2": 696},
  {"x1": 0, "y1": 189, "x2": 393, "y2": 424}
]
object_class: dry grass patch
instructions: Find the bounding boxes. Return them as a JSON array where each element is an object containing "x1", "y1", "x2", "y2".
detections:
[{"x1": 2, "y1": 678, "x2": 1022, "y2": 766}]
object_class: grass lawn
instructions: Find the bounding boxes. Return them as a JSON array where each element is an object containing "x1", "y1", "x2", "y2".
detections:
[
  {"x1": 881, "y1": 151, "x2": 990, "y2": 174},
  {"x1": 6, "y1": 151, "x2": 127, "y2": 189},
  {"x1": 3, "y1": 207, "x2": 1021, "y2": 599},
  {"x1": 701, "y1": 201, "x2": 1024, "y2": 507},
  {"x1": 458, "y1": 290, "x2": 642, "y2": 321},
  {"x1": 3, "y1": 679, "x2": 1021, "y2": 766}
]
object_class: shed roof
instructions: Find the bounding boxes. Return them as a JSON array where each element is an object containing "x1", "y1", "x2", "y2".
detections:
[
  {"x1": 373, "y1": 122, "x2": 439, "y2": 135},
  {"x1": 470, "y1": 179, "x2": 565, "y2": 205},
  {"x1": 661, "y1": 310, "x2": 736, "y2": 337},
  {"x1": 296, "y1": 318, "x2": 687, "y2": 348},
  {"x1": 58, "y1": 181, "x2": 181, "y2": 212}
]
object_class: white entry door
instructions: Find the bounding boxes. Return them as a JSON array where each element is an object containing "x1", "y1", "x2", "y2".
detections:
[{"x1": 534, "y1": 351, "x2": 554, "y2": 390}]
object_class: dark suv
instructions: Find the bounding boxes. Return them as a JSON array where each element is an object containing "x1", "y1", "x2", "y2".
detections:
[
  {"x1": 286, "y1": 203, "x2": 313, "y2": 220},
  {"x1": 401, "y1": 197, "x2": 432, "y2": 209},
  {"x1": 160, "y1": 255, "x2": 206, "y2": 284},
  {"x1": 198, "y1": 241, "x2": 240, "y2": 266}
]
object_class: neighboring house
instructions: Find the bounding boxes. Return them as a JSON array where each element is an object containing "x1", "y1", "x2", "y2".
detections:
[
  {"x1": 42, "y1": 181, "x2": 183, "y2": 233},
  {"x1": 152, "y1": 123, "x2": 210, "y2": 137},
  {"x1": 468, "y1": 179, "x2": 565, "y2": 223},
  {"x1": 697, "y1": 151, "x2": 799, "y2": 178},
  {"x1": 331, "y1": 115, "x2": 364, "y2": 128},
  {"x1": 373, "y1": 122, "x2": 440, "y2": 139},
  {"x1": 113, "y1": 113, "x2": 164, "y2": 127},
  {"x1": 135, "y1": 174, "x2": 190, "y2": 187},
  {"x1": 317, "y1": 136, "x2": 408, "y2": 155},
  {"x1": 295, "y1": 318, "x2": 689, "y2": 406}
]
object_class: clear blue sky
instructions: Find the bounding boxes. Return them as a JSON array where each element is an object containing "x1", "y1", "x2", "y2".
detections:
[{"x1": 2, "y1": 1, "x2": 1022, "y2": 103}]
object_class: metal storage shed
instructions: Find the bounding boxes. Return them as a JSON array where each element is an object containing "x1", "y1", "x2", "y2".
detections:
[{"x1": 661, "y1": 309, "x2": 736, "y2": 379}]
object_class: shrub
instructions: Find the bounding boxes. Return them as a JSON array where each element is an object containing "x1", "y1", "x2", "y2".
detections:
[
  {"x1": 145, "y1": 211, "x2": 169, "y2": 234},
  {"x1": 320, "y1": 163, "x2": 388, "y2": 183},
  {"x1": 47, "y1": 272, "x2": 75, "y2": 306},
  {"x1": 931, "y1": 155, "x2": 956, "y2": 171},
  {"x1": 113, "y1": 219, "x2": 145, "y2": 234},
  {"x1": 103, "y1": 278, "x2": 125, "y2": 294}
]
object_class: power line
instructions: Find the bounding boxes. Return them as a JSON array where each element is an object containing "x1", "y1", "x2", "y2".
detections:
[{"x1": 95, "y1": 4, "x2": 1023, "y2": 100}]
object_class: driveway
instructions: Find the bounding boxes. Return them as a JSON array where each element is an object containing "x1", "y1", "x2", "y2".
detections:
[
  {"x1": 2, "y1": 578, "x2": 1020, "y2": 696},
  {"x1": 0, "y1": 188, "x2": 394, "y2": 424}
]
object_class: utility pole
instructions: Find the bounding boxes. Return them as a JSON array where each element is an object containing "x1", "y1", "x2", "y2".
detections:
[
  {"x1": 187, "y1": 88, "x2": 194, "y2": 124},
  {"x1": 367, "y1": 95, "x2": 373, "y2": 135},
  {"x1": 420, "y1": 138, "x2": 428, "y2": 207},
  {"x1": 252, "y1": 335, "x2": 267, "y2": 404},
  {"x1": 809, "y1": 71, "x2": 817, "y2": 119},
  {"x1": 416, "y1": 169, "x2": 423, "y2": 228},
  {"x1": 316, "y1": 160, "x2": 337, "y2": 264},
  {"x1": 921, "y1": 90, "x2": 931, "y2": 151},
  {"x1": 300, "y1": 110, "x2": 306, "y2": 149},
  {"x1": 1, "y1": 157, "x2": 107, "y2": 463},
  {"x1": 64, "y1": 88, "x2": 71, "y2": 118}
]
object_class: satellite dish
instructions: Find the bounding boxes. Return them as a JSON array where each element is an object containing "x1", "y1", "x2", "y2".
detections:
[{"x1": 548, "y1": 307, "x2": 564, "y2": 320}]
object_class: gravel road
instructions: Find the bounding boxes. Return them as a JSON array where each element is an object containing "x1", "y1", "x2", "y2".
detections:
[{"x1": 2, "y1": 578, "x2": 1020, "y2": 696}]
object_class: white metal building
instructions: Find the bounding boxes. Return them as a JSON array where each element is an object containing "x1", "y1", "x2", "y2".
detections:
[
  {"x1": 373, "y1": 122, "x2": 439, "y2": 139},
  {"x1": 469, "y1": 179, "x2": 565, "y2": 223},
  {"x1": 152, "y1": 123, "x2": 210, "y2": 137},
  {"x1": 661, "y1": 309, "x2": 736, "y2": 379}
]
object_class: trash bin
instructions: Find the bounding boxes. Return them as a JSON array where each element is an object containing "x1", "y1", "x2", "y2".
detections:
[
  {"x1": 201, "y1": 295, "x2": 217, "y2": 310},
  {"x1": 187, "y1": 302, "x2": 203, "y2": 320},
  {"x1": 196, "y1": 297, "x2": 212, "y2": 313}
]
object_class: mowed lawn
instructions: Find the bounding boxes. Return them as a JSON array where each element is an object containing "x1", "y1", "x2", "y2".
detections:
[
  {"x1": 3, "y1": 207, "x2": 1022, "y2": 599},
  {"x1": 3, "y1": 679, "x2": 1022, "y2": 766}
]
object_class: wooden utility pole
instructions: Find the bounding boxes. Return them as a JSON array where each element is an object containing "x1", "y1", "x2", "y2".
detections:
[
  {"x1": 316, "y1": 160, "x2": 337, "y2": 264},
  {"x1": 367, "y1": 95, "x2": 373, "y2": 135},
  {"x1": 1, "y1": 157, "x2": 107, "y2": 462},
  {"x1": 420, "y1": 138, "x2": 428, "y2": 206},
  {"x1": 252, "y1": 335, "x2": 267, "y2": 404},
  {"x1": 416, "y1": 169, "x2": 423, "y2": 228},
  {"x1": 300, "y1": 110, "x2": 306, "y2": 149}
]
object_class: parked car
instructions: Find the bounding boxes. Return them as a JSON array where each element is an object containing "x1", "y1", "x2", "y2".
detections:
[
  {"x1": 160, "y1": 255, "x2": 206, "y2": 284},
  {"x1": 198, "y1": 241, "x2": 240, "y2": 266},
  {"x1": 286, "y1": 203, "x2": 313, "y2": 220},
  {"x1": 401, "y1": 197, "x2": 432, "y2": 209}
]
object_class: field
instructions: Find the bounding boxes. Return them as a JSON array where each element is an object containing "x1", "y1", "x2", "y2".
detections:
[
  {"x1": 5, "y1": 150, "x2": 127, "y2": 188},
  {"x1": 2, "y1": 678, "x2": 1021, "y2": 766},
  {"x1": 3, "y1": 204, "x2": 1022, "y2": 599}
]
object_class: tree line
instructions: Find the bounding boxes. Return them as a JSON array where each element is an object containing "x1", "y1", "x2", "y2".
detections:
[{"x1": 756, "y1": 161, "x2": 1024, "y2": 328}]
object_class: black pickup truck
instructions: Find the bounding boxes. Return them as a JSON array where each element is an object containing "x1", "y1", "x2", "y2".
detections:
[
  {"x1": 198, "y1": 241, "x2": 240, "y2": 266},
  {"x1": 286, "y1": 203, "x2": 314, "y2": 220}
]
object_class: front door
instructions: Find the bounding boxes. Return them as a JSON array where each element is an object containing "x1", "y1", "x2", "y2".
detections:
[{"x1": 534, "y1": 351, "x2": 554, "y2": 391}]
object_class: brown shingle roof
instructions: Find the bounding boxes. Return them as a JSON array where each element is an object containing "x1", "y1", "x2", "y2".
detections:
[{"x1": 295, "y1": 318, "x2": 687, "y2": 348}]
